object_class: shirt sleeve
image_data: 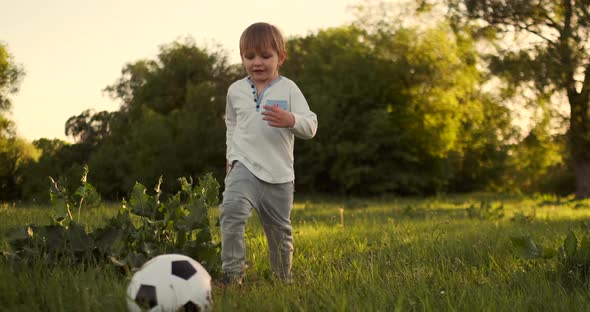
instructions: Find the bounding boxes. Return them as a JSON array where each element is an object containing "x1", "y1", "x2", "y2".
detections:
[
  {"x1": 225, "y1": 88, "x2": 236, "y2": 159},
  {"x1": 289, "y1": 84, "x2": 318, "y2": 139}
]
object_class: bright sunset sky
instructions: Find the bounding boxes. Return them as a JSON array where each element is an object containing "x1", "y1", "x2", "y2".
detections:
[{"x1": 1, "y1": 0, "x2": 360, "y2": 141}]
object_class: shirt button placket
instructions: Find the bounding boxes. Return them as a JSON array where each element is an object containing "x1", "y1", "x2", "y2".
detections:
[{"x1": 251, "y1": 83, "x2": 260, "y2": 111}]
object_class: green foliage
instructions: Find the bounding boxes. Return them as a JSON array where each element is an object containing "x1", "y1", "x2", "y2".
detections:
[
  {"x1": 83, "y1": 38, "x2": 238, "y2": 199},
  {"x1": 447, "y1": 94, "x2": 517, "y2": 192},
  {"x1": 65, "y1": 109, "x2": 114, "y2": 146},
  {"x1": 2, "y1": 169, "x2": 221, "y2": 276},
  {"x1": 19, "y1": 139, "x2": 90, "y2": 203},
  {"x1": 14, "y1": 5, "x2": 574, "y2": 198},
  {"x1": 0, "y1": 43, "x2": 35, "y2": 201},
  {"x1": 11, "y1": 9, "x2": 522, "y2": 198},
  {"x1": 503, "y1": 106, "x2": 573, "y2": 194},
  {"x1": 19, "y1": 39, "x2": 237, "y2": 200},
  {"x1": 48, "y1": 165, "x2": 101, "y2": 222},
  {"x1": 510, "y1": 235, "x2": 556, "y2": 259},
  {"x1": 466, "y1": 200, "x2": 505, "y2": 220},
  {"x1": 0, "y1": 43, "x2": 24, "y2": 112},
  {"x1": 282, "y1": 18, "x2": 509, "y2": 195},
  {"x1": 0, "y1": 137, "x2": 40, "y2": 200},
  {"x1": 511, "y1": 230, "x2": 590, "y2": 283},
  {"x1": 510, "y1": 210, "x2": 536, "y2": 224},
  {"x1": 447, "y1": 0, "x2": 590, "y2": 197}
]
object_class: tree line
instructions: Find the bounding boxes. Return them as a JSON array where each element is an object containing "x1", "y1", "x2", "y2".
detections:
[{"x1": 1, "y1": 1, "x2": 586, "y2": 202}]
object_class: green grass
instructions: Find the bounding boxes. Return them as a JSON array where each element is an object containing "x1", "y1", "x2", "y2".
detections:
[{"x1": 2, "y1": 194, "x2": 590, "y2": 311}]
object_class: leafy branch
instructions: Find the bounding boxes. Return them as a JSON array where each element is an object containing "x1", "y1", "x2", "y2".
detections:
[
  {"x1": 2, "y1": 168, "x2": 221, "y2": 276},
  {"x1": 49, "y1": 165, "x2": 101, "y2": 223}
]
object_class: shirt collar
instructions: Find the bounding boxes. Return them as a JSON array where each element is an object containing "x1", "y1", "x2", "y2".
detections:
[{"x1": 246, "y1": 75, "x2": 283, "y2": 88}]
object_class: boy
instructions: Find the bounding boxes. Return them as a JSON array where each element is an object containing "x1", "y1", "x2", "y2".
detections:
[{"x1": 220, "y1": 22, "x2": 318, "y2": 284}]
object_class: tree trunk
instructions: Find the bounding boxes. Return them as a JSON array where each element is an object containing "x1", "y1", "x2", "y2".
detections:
[
  {"x1": 568, "y1": 89, "x2": 590, "y2": 199},
  {"x1": 572, "y1": 158, "x2": 590, "y2": 199}
]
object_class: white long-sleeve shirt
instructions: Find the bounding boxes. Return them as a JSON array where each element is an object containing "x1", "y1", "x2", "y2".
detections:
[{"x1": 225, "y1": 76, "x2": 318, "y2": 183}]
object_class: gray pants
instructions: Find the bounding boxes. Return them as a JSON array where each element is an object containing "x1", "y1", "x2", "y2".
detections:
[{"x1": 220, "y1": 161, "x2": 294, "y2": 279}]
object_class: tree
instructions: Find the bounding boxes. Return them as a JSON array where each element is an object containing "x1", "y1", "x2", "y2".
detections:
[
  {"x1": 448, "y1": 93, "x2": 517, "y2": 193},
  {"x1": 446, "y1": 0, "x2": 590, "y2": 197},
  {"x1": 281, "y1": 18, "x2": 507, "y2": 194},
  {"x1": 0, "y1": 43, "x2": 23, "y2": 113},
  {"x1": 84, "y1": 38, "x2": 240, "y2": 199},
  {"x1": 0, "y1": 42, "x2": 38, "y2": 200},
  {"x1": 19, "y1": 139, "x2": 68, "y2": 202},
  {"x1": 65, "y1": 109, "x2": 114, "y2": 146},
  {"x1": 0, "y1": 137, "x2": 39, "y2": 200}
]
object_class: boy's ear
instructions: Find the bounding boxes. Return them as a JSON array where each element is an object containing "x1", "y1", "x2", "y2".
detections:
[{"x1": 278, "y1": 53, "x2": 287, "y2": 66}]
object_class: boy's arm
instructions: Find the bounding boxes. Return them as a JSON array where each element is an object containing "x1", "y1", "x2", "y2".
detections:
[
  {"x1": 289, "y1": 85, "x2": 317, "y2": 140},
  {"x1": 225, "y1": 90, "x2": 236, "y2": 172}
]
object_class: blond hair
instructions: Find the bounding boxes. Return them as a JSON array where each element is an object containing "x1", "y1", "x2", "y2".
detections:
[{"x1": 239, "y1": 22, "x2": 286, "y2": 59}]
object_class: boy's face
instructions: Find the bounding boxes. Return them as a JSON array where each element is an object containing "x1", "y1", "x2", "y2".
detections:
[{"x1": 241, "y1": 49, "x2": 285, "y2": 86}]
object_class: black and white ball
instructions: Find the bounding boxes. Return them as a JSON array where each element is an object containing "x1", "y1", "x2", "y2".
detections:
[{"x1": 126, "y1": 254, "x2": 212, "y2": 312}]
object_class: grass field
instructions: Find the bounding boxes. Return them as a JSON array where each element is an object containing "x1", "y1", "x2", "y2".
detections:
[{"x1": 2, "y1": 193, "x2": 590, "y2": 311}]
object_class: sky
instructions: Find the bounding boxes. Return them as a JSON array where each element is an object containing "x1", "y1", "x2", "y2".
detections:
[{"x1": 1, "y1": 0, "x2": 358, "y2": 142}]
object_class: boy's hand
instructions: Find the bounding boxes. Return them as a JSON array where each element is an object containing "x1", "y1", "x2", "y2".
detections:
[{"x1": 262, "y1": 104, "x2": 295, "y2": 128}]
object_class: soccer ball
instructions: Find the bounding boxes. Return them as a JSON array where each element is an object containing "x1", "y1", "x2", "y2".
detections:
[{"x1": 126, "y1": 254, "x2": 212, "y2": 312}]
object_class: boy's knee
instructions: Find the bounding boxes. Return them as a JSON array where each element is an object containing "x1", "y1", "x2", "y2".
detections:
[
  {"x1": 220, "y1": 199, "x2": 252, "y2": 230},
  {"x1": 268, "y1": 224, "x2": 293, "y2": 246},
  {"x1": 220, "y1": 197, "x2": 250, "y2": 215},
  {"x1": 276, "y1": 223, "x2": 292, "y2": 237}
]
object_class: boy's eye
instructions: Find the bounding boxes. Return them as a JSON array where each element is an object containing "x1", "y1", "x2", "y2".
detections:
[{"x1": 243, "y1": 51, "x2": 274, "y2": 60}]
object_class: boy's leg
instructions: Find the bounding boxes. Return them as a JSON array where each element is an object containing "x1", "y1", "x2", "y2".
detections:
[
  {"x1": 257, "y1": 181, "x2": 294, "y2": 280},
  {"x1": 219, "y1": 161, "x2": 256, "y2": 280}
]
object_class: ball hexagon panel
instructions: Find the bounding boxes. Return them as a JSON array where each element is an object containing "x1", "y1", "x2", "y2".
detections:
[
  {"x1": 182, "y1": 300, "x2": 199, "y2": 312},
  {"x1": 171, "y1": 260, "x2": 197, "y2": 280},
  {"x1": 134, "y1": 284, "x2": 158, "y2": 310}
]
